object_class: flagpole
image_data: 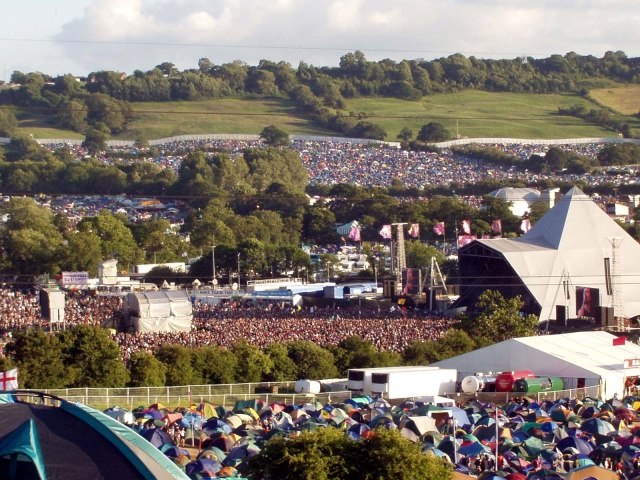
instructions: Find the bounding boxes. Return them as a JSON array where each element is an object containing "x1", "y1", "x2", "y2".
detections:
[{"x1": 495, "y1": 409, "x2": 499, "y2": 471}]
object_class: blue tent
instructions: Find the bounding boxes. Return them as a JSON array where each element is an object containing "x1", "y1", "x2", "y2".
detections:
[{"x1": 0, "y1": 418, "x2": 46, "y2": 480}]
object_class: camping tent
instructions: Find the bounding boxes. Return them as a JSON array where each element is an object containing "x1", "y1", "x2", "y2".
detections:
[
  {"x1": 455, "y1": 187, "x2": 640, "y2": 321},
  {"x1": 0, "y1": 393, "x2": 188, "y2": 479},
  {"x1": 431, "y1": 331, "x2": 640, "y2": 399},
  {"x1": 123, "y1": 290, "x2": 192, "y2": 333}
]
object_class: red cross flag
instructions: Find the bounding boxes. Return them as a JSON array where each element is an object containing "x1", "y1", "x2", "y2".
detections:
[{"x1": 0, "y1": 368, "x2": 18, "y2": 391}]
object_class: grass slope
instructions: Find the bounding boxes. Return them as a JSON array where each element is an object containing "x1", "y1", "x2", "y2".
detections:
[
  {"x1": 589, "y1": 85, "x2": 640, "y2": 115},
  {"x1": 343, "y1": 90, "x2": 633, "y2": 139},
  {"x1": 13, "y1": 91, "x2": 640, "y2": 141}
]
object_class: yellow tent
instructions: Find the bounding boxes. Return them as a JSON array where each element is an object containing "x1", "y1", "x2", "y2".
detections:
[{"x1": 564, "y1": 464, "x2": 617, "y2": 480}]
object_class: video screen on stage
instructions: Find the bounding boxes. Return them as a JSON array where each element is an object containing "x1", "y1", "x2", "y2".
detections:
[
  {"x1": 576, "y1": 286, "x2": 599, "y2": 318},
  {"x1": 402, "y1": 268, "x2": 421, "y2": 295}
]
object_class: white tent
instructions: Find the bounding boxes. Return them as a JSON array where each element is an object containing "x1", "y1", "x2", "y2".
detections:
[
  {"x1": 432, "y1": 331, "x2": 640, "y2": 399},
  {"x1": 124, "y1": 290, "x2": 192, "y2": 333},
  {"x1": 487, "y1": 187, "x2": 541, "y2": 216},
  {"x1": 457, "y1": 186, "x2": 640, "y2": 321}
]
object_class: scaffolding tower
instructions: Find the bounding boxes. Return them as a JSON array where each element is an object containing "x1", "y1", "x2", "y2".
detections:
[
  {"x1": 608, "y1": 237, "x2": 626, "y2": 330},
  {"x1": 392, "y1": 223, "x2": 407, "y2": 294}
]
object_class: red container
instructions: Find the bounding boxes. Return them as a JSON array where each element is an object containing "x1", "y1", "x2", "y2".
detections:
[{"x1": 495, "y1": 370, "x2": 534, "y2": 392}]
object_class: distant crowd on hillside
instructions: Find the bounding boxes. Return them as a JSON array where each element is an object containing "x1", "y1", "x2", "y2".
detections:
[{"x1": 39, "y1": 138, "x2": 630, "y2": 191}]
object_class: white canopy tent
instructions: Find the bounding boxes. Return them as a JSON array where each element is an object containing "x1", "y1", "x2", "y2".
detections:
[
  {"x1": 432, "y1": 331, "x2": 640, "y2": 399},
  {"x1": 457, "y1": 187, "x2": 640, "y2": 322},
  {"x1": 124, "y1": 290, "x2": 192, "y2": 333}
]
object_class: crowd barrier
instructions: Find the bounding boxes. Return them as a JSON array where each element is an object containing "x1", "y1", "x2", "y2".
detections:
[
  {"x1": 22, "y1": 382, "x2": 600, "y2": 411},
  {"x1": 25, "y1": 381, "x2": 354, "y2": 411}
]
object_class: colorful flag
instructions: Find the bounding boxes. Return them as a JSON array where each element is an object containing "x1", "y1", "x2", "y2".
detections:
[
  {"x1": 462, "y1": 219, "x2": 471, "y2": 235},
  {"x1": 458, "y1": 235, "x2": 477, "y2": 247},
  {"x1": 348, "y1": 225, "x2": 361, "y2": 242},
  {"x1": 408, "y1": 223, "x2": 420, "y2": 238},
  {"x1": 433, "y1": 222, "x2": 445, "y2": 236},
  {"x1": 613, "y1": 336, "x2": 627, "y2": 346},
  {"x1": 520, "y1": 218, "x2": 531, "y2": 233},
  {"x1": 379, "y1": 224, "x2": 392, "y2": 239},
  {"x1": 491, "y1": 219, "x2": 502, "y2": 234},
  {"x1": 0, "y1": 368, "x2": 18, "y2": 391}
]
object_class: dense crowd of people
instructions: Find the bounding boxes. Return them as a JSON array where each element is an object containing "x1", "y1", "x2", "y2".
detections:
[
  {"x1": 0, "y1": 287, "x2": 459, "y2": 362},
  {"x1": 41, "y1": 137, "x2": 633, "y2": 194}
]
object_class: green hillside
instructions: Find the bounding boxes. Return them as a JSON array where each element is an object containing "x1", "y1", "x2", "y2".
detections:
[
  {"x1": 589, "y1": 85, "x2": 640, "y2": 115},
  {"x1": 14, "y1": 90, "x2": 640, "y2": 141},
  {"x1": 343, "y1": 90, "x2": 635, "y2": 139}
]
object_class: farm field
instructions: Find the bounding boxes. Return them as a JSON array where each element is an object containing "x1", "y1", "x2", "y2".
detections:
[{"x1": 589, "y1": 85, "x2": 640, "y2": 115}]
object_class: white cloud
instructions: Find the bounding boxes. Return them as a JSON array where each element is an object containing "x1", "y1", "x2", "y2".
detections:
[{"x1": 20, "y1": 0, "x2": 638, "y2": 76}]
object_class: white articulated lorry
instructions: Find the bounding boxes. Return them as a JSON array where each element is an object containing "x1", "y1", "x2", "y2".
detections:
[{"x1": 347, "y1": 366, "x2": 457, "y2": 400}]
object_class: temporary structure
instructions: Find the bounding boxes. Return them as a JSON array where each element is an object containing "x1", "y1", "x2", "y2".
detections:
[
  {"x1": 432, "y1": 331, "x2": 640, "y2": 399},
  {"x1": 0, "y1": 392, "x2": 188, "y2": 479},
  {"x1": 123, "y1": 290, "x2": 192, "y2": 332},
  {"x1": 456, "y1": 187, "x2": 640, "y2": 322}
]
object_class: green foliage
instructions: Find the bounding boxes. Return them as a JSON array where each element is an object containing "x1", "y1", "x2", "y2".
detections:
[
  {"x1": 245, "y1": 427, "x2": 353, "y2": 480},
  {"x1": 332, "y1": 336, "x2": 401, "y2": 375},
  {"x1": 598, "y1": 143, "x2": 640, "y2": 166},
  {"x1": 405, "y1": 241, "x2": 445, "y2": 270},
  {"x1": 5, "y1": 329, "x2": 67, "y2": 389},
  {"x1": 461, "y1": 290, "x2": 539, "y2": 345},
  {"x1": 352, "y1": 428, "x2": 452, "y2": 480},
  {"x1": 417, "y1": 122, "x2": 451, "y2": 142},
  {"x1": 402, "y1": 328, "x2": 473, "y2": 365},
  {"x1": 78, "y1": 210, "x2": 140, "y2": 272},
  {"x1": 244, "y1": 427, "x2": 452, "y2": 480},
  {"x1": 156, "y1": 345, "x2": 197, "y2": 386},
  {"x1": 286, "y1": 340, "x2": 339, "y2": 380},
  {"x1": 259, "y1": 125, "x2": 290, "y2": 147},
  {"x1": 0, "y1": 108, "x2": 18, "y2": 137},
  {"x1": 0, "y1": 197, "x2": 66, "y2": 274},
  {"x1": 263, "y1": 343, "x2": 298, "y2": 381},
  {"x1": 82, "y1": 127, "x2": 108, "y2": 155},
  {"x1": 191, "y1": 346, "x2": 238, "y2": 385},
  {"x1": 232, "y1": 341, "x2": 274, "y2": 383},
  {"x1": 59, "y1": 325, "x2": 129, "y2": 388},
  {"x1": 128, "y1": 352, "x2": 167, "y2": 387}
]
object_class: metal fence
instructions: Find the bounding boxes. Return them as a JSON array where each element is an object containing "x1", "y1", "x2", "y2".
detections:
[
  {"x1": 26, "y1": 382, "x2": 355, "y2": 411},
  {"x1": 22, "y1": 382, "x2": 598, "y2": 411}
]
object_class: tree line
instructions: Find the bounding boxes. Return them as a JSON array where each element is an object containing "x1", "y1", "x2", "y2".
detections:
[{"x1": 1, "y1": 50, "x2": 640, "y2": 139}]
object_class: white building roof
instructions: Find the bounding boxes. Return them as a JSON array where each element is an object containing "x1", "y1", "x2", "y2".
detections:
[
  {"x1": 432, "y1": 331, "x2": 640, "y2": 398},
  {"x1": 469, "y1": 187, "x2": 640, "y2": 321}
]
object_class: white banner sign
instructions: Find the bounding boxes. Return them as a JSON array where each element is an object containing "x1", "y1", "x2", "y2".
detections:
[{"x1": 61, "y1": 271, "x2": 89, "y2": 285}]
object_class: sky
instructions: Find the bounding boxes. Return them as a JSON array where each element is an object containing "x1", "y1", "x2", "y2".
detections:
[{"x1": 2, "y1": 0, "x2": 640, "y2": 82}]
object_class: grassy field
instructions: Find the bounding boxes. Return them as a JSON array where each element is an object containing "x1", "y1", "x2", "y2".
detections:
[
  {"x1": 14, "y1": 97, "x2": 334, "y2": 141},
  {"x1": 12, "y1": 90, "x2": 640, "y2": 141},
  {"x1": 343, "y1": 90, "x2": 634, "y2": 139},
  {"x1": 121, "y1": 97, "x2": 335, "y2": 140},
  {"x1": 589, "y1": 85, "x2": 640, "y2": 115}
]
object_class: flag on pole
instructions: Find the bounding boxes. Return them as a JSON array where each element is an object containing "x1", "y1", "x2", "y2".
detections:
[
  {"x1": 0, "y1": 368, "x2": 18, "y2": 391},
  {"x1": 491, "y1": 219, "x2": 502, "y2": 234},
  {"x1": 433, "y1": 222, "x2": 445, "y2": 236},
  {"x1": 348, "y1": 225, "x2": 361, "y2": 242},
  {"x1": 408, "y1": 223, "x2": 420, "y2": 238},
  {"x1": 458, "y1": 235, "x2": 477, "y2": 247},
  {"x1": 462, "y1": 219, "x2": 471, "y2": 235},
  {"x1": 379, "y1": 224, "x2": 392, "y2": 239},
  {"x1": 520, "y1": 218, "x2": 531, "y2": 233}
]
